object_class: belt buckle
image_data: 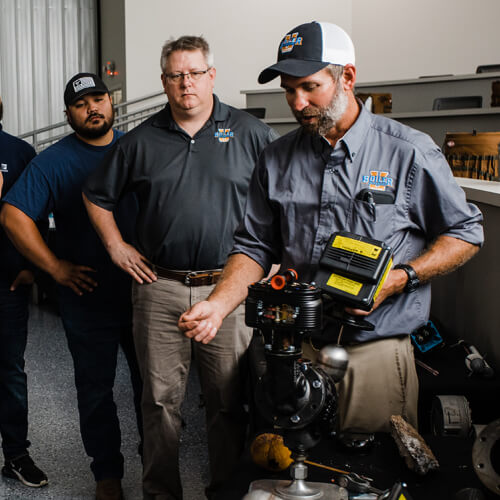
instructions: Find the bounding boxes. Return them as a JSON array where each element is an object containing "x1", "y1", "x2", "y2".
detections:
[
  {"x1": 184, "y1": 271, "x2": 200, "y2": 286},
  {"x1": 184, "y1": 272, "x2": 194, "y2": 286}
]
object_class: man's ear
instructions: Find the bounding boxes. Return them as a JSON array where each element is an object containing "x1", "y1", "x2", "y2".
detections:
[
  {"x1": 342, "y1": 64, "x2": 356, "y2": 91},
  {"x1": 65, "y1": 108, "x2": 72, "y2": 125}
]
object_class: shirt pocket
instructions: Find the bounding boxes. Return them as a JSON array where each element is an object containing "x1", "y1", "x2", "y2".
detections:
[{"x1": 349, "y1": 199, "x2": 404, "y2": 245}]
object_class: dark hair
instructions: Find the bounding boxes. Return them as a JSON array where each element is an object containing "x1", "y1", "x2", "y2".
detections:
[
  {"x1": 160, "y1": 36, "x2": 214, "y2": 73},
  {"x1": 0, "y1": 96, "x2": 3, "y2": 122}
]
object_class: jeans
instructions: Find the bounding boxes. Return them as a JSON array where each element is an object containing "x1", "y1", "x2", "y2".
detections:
[
  {"x1": 59, "y1": 300, "x2": 143, "y2": 481},
  {"x1": 0, "y1": 277, "x2": 30, "y2": 460}
]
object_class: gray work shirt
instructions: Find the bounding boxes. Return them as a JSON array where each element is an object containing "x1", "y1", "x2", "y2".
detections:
[
  {"x1": 84, "y1": 95, "x2": 279, "y2": 270},
  {"x1": 232, "y1": 103, "x2": 483, "y2": 342}
]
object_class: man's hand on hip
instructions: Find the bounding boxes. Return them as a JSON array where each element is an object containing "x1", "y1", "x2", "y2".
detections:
[
  {"x1": 178, "y1": 301, "x2": 223, "y2": 344},
  {"x1": 108, "y1": 241, "x2": 157, "y2": 284},
  {"x1": 52, "y1": 260, "x2": 98, "y2": 296}
]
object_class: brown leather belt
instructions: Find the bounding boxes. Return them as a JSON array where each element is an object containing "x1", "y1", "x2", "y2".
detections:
[{"x1": 155, "y1": 266, "x2": 222, "y2": 286}]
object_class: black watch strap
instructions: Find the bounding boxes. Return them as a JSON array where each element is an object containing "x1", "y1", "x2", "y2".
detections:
[{"x1": 394, "y1": 264, "x2": 419, "y2": 293}]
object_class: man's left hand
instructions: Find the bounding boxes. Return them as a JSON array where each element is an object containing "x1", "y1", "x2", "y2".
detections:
[
  {"x1": 10, "y1": 269, "x2": 35, "y2": 291},
  {"x1": 345, "y1": 268, "x2": 407, "y2": 316}
]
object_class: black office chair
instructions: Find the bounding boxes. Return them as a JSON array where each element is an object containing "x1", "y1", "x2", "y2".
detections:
[
  {"x1": 241, "y1": 107, "x2": 266, "y2": 118},
  {"x1": 476, "y1": 64, "x2": 500, "y2": 73},
  {"x1": 432, "y1": 96, "x2": 482, "y2": 111}
]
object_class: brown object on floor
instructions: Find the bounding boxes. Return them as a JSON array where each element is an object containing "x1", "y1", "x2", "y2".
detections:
[{"x1": 389, "y1": 415, "x2": 439, "y2": 475}]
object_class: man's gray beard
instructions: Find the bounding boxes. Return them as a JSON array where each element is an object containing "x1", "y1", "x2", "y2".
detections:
[{"x1": 297, "y1": 86, "x2": 349, "y2": 136}]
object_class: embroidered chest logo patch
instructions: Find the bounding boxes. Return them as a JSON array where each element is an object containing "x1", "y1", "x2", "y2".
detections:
[
  {"x1": 280, "y1": 32, "x2": 303, "y2": 54},
  {"x1": 214, "y1": 128, "x2": 234, "y2": 143},
  {"x1": 361, "y1": 170, "x2": 393, "y2": 191},
  {"x1": 0, "y1": 163, "x2": 8, "y2": 172}
]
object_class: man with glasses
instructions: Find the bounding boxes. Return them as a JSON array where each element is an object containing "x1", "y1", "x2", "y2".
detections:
[{"x1": 83, "y1": 36, "x2": 278, "y2": 499}]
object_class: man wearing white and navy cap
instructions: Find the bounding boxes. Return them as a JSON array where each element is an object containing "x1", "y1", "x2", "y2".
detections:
[
  {"x1": 180, "y1": 21, "x2": 483, "y2": 433},
  {"x1": 0, "y1": 73, "x2": 143, "y2": 499}
]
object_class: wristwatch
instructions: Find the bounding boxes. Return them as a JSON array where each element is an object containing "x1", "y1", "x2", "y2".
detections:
[{"x1": 394, "y1": 264, "x2": 419, "y2": 293}]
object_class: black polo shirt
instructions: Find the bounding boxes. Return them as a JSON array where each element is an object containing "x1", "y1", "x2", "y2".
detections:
[{"x1": 84, "y1": 95, "x2": 278, "y2": 270}]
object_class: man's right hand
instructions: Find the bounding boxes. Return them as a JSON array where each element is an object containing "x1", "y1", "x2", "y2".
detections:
[
  {"x1": 51, "y1": 260, "x2": 98, "y2": 296},
  {"x1": 107, "y1": 241, "x2": 157, "y2": 284},
  {"x1": 178, "y1": 300, "x2": 224, "y2": 344}
]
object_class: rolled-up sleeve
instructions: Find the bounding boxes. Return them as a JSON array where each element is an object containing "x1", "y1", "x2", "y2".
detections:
[
  {"x1": 408, "y1": 147, "x2": 484, "y2": 246},
  {"x1": 231, "y1": 155, "x2": 282, "y2": 274}
]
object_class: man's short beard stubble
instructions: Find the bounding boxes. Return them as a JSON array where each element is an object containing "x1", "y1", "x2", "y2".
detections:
[
  {"x1": 69, "y1": 108, "x2": 115, "y2": 140},
  {"x1": 294, "y1": 85, "x2": 349, "y2": 136}
]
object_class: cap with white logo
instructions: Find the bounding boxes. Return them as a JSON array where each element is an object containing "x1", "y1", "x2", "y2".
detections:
[
  {"x1": 258, "y1": 21, "x2": 355, "y2": 84},
  {"x1": 64, "y1": 72, "x2": 109, "y2": 107}
]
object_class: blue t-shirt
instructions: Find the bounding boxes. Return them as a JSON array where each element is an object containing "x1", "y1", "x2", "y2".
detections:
[
  {"x1": 4, "y1": 130, "x2": 136, "y2": 319},
  {"x1": 0, "y1": 125, "x2": 36, "y2": 281}
]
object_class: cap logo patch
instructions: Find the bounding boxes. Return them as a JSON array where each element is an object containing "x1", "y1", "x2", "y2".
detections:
[
  {"x1": 72, "y1": 76, "x2": 96, "y2": 93},
  {"x1": 361, "y1": 170, "x2": 393, "y2": 191},
  {"x1": 280, "y1": 32, "x2": 303, "y2": 54},
  {"x1": 0, "y1": 163, "x2": 8, "y2": 172},
  {"x1": 214, "y1": 128, "x2": 234, "y2": 143}
]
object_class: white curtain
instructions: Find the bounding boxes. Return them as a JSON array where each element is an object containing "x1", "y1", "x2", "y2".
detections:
[{"x1": 0, "y1": 0, "x2": 98, "y2": 135}]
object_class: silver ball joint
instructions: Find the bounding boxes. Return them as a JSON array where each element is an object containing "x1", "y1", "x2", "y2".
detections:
[{"x1": 316, "y1": 344, "x2": 349, "y2": 383}]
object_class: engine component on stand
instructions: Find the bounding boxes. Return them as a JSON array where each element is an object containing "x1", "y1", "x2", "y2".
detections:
[{"x1": 245, "y1": 271, "x2": 347, "y2": 499}]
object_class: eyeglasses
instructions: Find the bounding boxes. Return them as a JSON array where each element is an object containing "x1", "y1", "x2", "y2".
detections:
[{"x1": 164, "y1": 69, "x2": 211, "y2": 84}]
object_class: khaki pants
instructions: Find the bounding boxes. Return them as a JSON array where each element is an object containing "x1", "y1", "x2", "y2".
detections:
[
  {"x1": 132, "y1": 279, "x2": 252, "y2": 500},
  {"x1": 303, "y1": 335, "x2": 418, "y2": 433}
]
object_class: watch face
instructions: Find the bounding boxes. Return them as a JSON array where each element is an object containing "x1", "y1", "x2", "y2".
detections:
[{"x1": 406, "y1": 278, "x2": 419, "y2": 293}]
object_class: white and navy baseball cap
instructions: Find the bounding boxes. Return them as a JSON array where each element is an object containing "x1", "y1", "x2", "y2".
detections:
[
  {"x1": 258, "y1": 21, "x2": 355, "y2": 84},
  {"x1": 64, "y1": 72, "x2": 109, "y2": 107}
]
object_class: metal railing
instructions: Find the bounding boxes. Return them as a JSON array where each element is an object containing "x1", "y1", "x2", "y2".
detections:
[{"x1": 19, "y1": 91, "x2": 166, "y2": 152}]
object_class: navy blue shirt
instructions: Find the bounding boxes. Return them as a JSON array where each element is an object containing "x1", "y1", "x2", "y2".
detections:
[
  {"x1": 232, "y1": 104, "x2": 483, "y2": 342},
  {"x1": 0, "y1": 125, "x2": 36, "y2": 281},
  {"x1": 3, "y1": 130, "x2": 136, "y2": 319}
]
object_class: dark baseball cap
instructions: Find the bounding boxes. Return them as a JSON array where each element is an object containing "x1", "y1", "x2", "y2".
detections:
[
  {"x1": 258, "y1": 21, "x2": 355, "y2": 84},
  {"x1": 64, "y1": 72, "x2": 109, "y2": 107}
]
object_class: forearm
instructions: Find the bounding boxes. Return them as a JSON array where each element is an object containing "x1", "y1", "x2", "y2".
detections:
[
  {"x1": 82, "y1": 193, "x2": 123, "y2": 251},
  {"x1": 0, "y1": 203, "x2": 59, "y2": 275},
  {"x1": 207, "y1": 253, "x2": 265, "y2": 318},
  {"x1": 408, "y1": 235, "x2": 479, "y2": 284}
]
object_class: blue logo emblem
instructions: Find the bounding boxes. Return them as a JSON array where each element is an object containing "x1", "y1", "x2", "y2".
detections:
[
  {"x1": 280, "y1": 32, "x2": 303, "y2": 54},
  {"x1": 214, "y1": 129, "x2": 234, "y2": 143},
  {"x1": 361, "y1": 170, "x2": 394, "y2": 191}
]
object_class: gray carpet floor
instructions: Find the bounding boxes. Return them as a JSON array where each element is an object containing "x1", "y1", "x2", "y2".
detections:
[{"x1": 0, "y1": 303, "x2": 209, "y2": 500}]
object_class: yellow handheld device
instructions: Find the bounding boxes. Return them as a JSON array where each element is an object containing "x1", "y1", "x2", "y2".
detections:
[{"x1": 315, "y1": 231, "x2": 393, "y2": 311}]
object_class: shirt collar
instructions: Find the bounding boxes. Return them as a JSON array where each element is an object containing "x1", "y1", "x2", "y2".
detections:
[
  {"x1": 152, "y1": 94, "x2": 228, "y2": 130},
  {"x1": 308, "y1": 99, "x2": 372, "y2": 161},
  {"x1": 339, "y1": 99, "x2": 372, "y2": 161}
]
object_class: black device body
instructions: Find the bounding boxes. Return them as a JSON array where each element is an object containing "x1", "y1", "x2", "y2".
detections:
[{"x1": 246, "y1": 278, "x2": 338, "y2": 450}]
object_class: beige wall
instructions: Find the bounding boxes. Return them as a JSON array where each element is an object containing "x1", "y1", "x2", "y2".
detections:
[
  {"x1": 123, "y1": 1, "x2": 500, "y2": 104},
  {"x1": 352, "y1": 0, "x2": 500, "y2": 83},
  {"x1": 124, "y1": 0, "x2": 352, "y2": 107}
]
